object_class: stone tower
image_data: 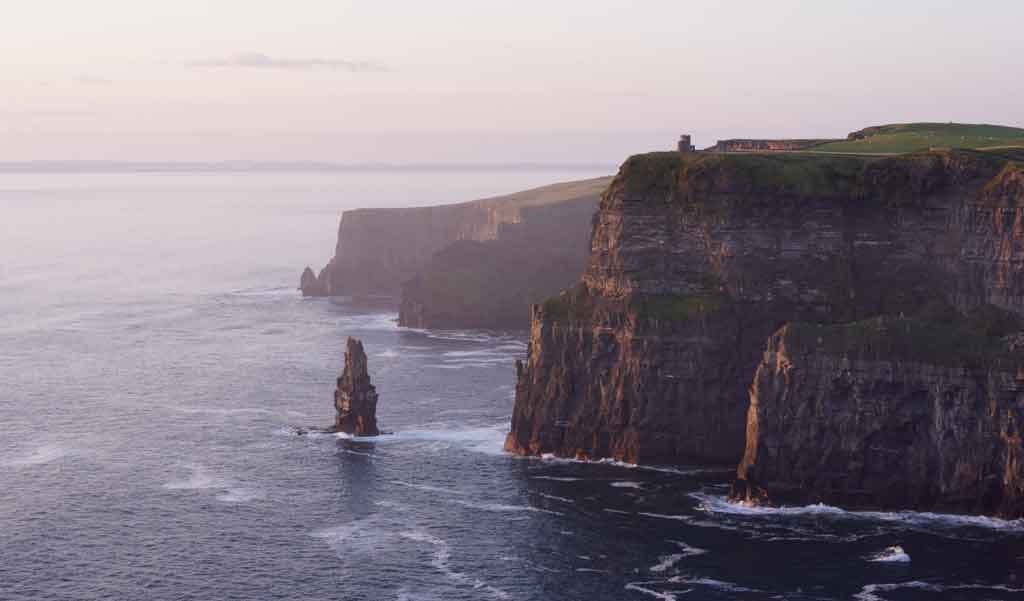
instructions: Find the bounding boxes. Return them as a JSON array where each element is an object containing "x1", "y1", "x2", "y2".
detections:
[{"x1": 678, "y1": 134, "x2": 695, "y2": 153}]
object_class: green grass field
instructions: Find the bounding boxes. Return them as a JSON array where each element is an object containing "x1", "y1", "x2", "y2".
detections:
[{"x1": 813, "y1": 123, "x2": 1024, "y2": 154}]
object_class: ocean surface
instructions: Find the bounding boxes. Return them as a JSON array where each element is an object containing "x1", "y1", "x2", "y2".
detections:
[{"x1": 3, "y1": 169, "x2": 1024, "y2": 601}]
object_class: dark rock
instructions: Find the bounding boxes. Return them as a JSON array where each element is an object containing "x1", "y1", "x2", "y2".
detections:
[
  {"x1": 731, "y1": 317, "x2": 1024, "y2": 518},
  {"x1": 333, "y1": 337, "x2": 380, "y2": 436},
  {"x1": 300, "y1": 266, "x2": 326, "y2": 297}
]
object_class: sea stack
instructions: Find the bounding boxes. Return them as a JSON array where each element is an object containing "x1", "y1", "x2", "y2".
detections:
[
  {"x1": 300, "y1": 266, "x2": 325, "y2": 297},
  {"x1": 334, "y1": 337, "x2": 380, "y2": 436}
]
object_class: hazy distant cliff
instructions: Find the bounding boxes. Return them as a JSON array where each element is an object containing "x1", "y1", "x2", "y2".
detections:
[
  {"x1": 302, "y1": 177, "x2": 610, "y2": 299},
  {"x1": 505, "y1": 145, "x2": 1024, "y2": 516},
  {"x1": 398, "y1": 196, "x2": 598, "y2": 329}
]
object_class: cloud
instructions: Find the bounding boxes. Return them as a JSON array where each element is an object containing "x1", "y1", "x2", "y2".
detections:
[{"x1": 190, "y1": 52, "x2": 387, "y2": 72}]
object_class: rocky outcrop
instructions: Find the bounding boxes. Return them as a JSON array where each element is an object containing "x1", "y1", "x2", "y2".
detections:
[
  {"x1": 334, "y1": 337, "x2": 380, "y2": 436},
  {"x1": 507, "y1": 149, "x2": 1024, "y2": 484},
  {"x1": 301, "y1": 177, "x2": 610, "y2": 298},
  {"x1": 733, "y1": 315, "x2": 1024, "y2": 518},
  {"x1": 709, "y1": 139, "x2": 838, "y2": 152},
  {"x1": 397, "y1": 196, "x2": 598, "y2": 329},
  {"x1": 300, "y1": 266, "x2": 324, "y2": 296}
]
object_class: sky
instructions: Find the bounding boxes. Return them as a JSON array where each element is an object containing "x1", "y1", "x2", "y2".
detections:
[{"x1": 1, "y1": 0, "x2": 1022, "y2": 163}]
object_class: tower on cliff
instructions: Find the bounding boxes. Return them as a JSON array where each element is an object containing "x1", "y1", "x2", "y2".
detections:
[{"x1": 678, "y1": 134, "x2": 695, "y2": 153}]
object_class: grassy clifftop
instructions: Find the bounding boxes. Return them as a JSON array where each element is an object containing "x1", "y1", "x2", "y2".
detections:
[
  {"x1": 814, "y1": 122, "x2": 1024, "y2": 154},
  {"x1": 618, "y1": 148, "x2": 1012, "y2": 205}
]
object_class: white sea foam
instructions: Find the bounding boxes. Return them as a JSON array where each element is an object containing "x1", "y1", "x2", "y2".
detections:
[
  {"x1": 390, "y1": 480, "x2": 466, "y2": 496},
  {"x1": 531, "y1": 476, "x2": 585, "y2": 482},
  {"x1": 638, "y1": 512, "x2": 690, "y2": 522},
  {"x1": 649, "y1": 541, "x2": 707, "y2": 573},
  {"x1": 400, "y1": 530, "x2": 510, "y2": 600},
  {"x1": 536, "y1": 492, "x2": 575, "y2": 503},
  {"x1": 215, "y1": 488, "x2": 265, "y2": 503},
  {"x1": 335, "y1": 312, "x2": 398, "y2": 332},
  {"x1": 452, "y1": 500, "x2": 562, "y2": 515},
  {"x1": 164, "y1": 465, "x2": 263, "y2": 503},
  {"x1": 667, "y1": 576, "x2": 760, "y2": 593},
  {"x1": 4, "y1": 444, "x2": 71, "y2": 467},
  {"x1": 376, "y1": 348, "x2": 400, "y2": 358},
  {"x1": 174, "y1": 406, "x2": 274, "y2": 416},
  {"x1": 611, "y1": 481, "x2": 643, "y2": 489},
  {"x1": 337, "y1": 423, "x2": 509, "y2": 455},
  {"x1": 163, "y1": 468, "x2": 224, "y2": 490},
  {"x1": 692, "y1": 492, "x2": 1024, "y2": 532},
  {"x1": 533, "y1": 453, "x2": 728, "y2": 477},
  {"x1": 624, "y1": 582, "x2": 686, "y2": 601},
  {"x1": 854, "y1": 581, "x2": 1024, "y2": 601},
  {"x1": 867, "y1": 546, "x2": 910, "y2": 563},
  {"x1": 649, "y1": 554, "x2": 686, "y2": 574}
]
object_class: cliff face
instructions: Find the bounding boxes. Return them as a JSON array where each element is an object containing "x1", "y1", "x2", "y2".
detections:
[
  {"x1": 397, "y1": 197, "x2": 597, "y2": 330},
  {"x1": 734, "y1": 318, "x2": 1024, "y2": 518},
  {"x1": 507, "y1": 150, "x2": 1024, "y2": 476},
  {"x1": 302, "y1": 177, "x2": 610, "y2": 298}
]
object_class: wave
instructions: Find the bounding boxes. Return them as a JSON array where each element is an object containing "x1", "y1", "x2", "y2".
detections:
[
  {"x1": 535, "y1": 492, "x2": 575, "y2": 504},
  {"x1": 667, "y1": 576, "x2": 761, "y2": 593},
  {"x1": 452, "y1": 500, "x2": 562, "y2": 516},
  {"x1": 399, "y1": 530, "x2": 511, "y2": 600},
  {"x1": 692, "y1": 492, "x2": 1024, "y2": 532},
  {"x1": 638, "y1": 512, "x2": 690, "y2": 522},
  {"x1": 163, "y1": 467, "x2": 224, "y2": 491},
  {"x1": 4, "y1": 444, "x2": 72, "y2": 467},
  {"x1": 533, "y1": 453, "x2": 731, "y2": 477},
  {"x1": 163, "y1": 465, "x2": 262, "y2": 504},
  {"x1": 649, "y1": 541, "x2": 708, "y2": 573},
  {"x1": 624, "y1": 582, "x2": 688, "y2": 601},
  {"x1": 376, "y1": 348, "x2": 400, "y2": 358},
  {"x1": 425, "y1": 360, "x2": 511, "y2": 370},
  {"x1": 215, "y1": 488, "x2": 266, "y2": 503},
  {"x1": 855, "y1": 581, "x2": 1024, "y2": 601},
  {"x1": 337, "y1": 423, "x2": 509, "y2": 455},
  {"x1": 228, "y1": 286, "x2": 298, "y2": 298},
  {"x1": 390, "y1": 480, "x2": 466, "y2": 496},
  {"x1": 866, "y1": 546, "x2": 910, "y2": 563},
  {"x1": 530, "y1": 476, "x2": 585, "y2": 482},
  {"x1": 334, "y1": 312, "x2": 399, "y2": 332},
  {"x1": 611, "y1": 481, "x2": 643, "y2": 489},
  {"x1": 174, "y1": 406, "x2": 275, "y2": 416}
]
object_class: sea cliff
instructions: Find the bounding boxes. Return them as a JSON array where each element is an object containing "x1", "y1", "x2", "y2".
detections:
[
  {"x1": 397, "y1": 195, "x2": 597, "y2": 329},
  {"x1": 506, "y1": 147, "x2": 1024, "y2": 515},
  {"x1": 301, "y1": 176, "x2": 610, "y2": 299}
]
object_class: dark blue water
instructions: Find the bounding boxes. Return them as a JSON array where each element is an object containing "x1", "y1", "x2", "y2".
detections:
[{"x1": 3, "y1": 171, "x2": 1024, "y2": 601}]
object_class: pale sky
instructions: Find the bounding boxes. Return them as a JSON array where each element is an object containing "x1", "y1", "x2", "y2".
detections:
[{"x1": 2, "y1": 0, "x2": 1021, "y2": 162}]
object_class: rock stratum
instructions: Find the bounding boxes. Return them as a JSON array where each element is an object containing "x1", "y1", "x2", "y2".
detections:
[
  {"x1": 505, "y1": 145, "x2": 1024, "y2": 517},
  {"x1": 301, "y1": 176, "x2": 610, "y2": 303},
  {"x1": 334, "y1": 337, "x2": 380, "y2": 436}
]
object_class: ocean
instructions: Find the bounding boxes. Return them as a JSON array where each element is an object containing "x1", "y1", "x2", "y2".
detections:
[{"x1": 2, "y1": 169, "x2": 1023, "y2": 601}]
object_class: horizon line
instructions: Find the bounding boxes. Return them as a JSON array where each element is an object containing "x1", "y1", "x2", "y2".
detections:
[{"x1": 0, "y1": 160, "x2": 618, "y2": 174}]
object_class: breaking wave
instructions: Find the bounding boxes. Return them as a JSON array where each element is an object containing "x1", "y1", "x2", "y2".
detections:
[{"x1": 692, "y1": 493, "x2": 1024, "y2": 532}]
